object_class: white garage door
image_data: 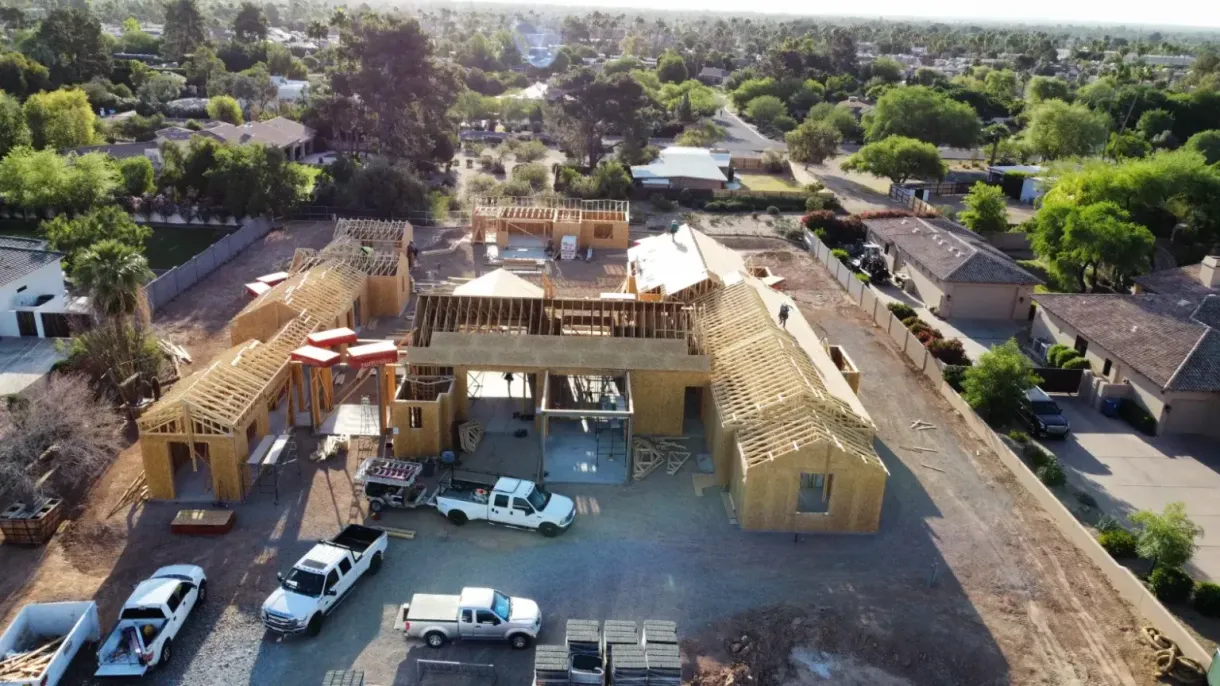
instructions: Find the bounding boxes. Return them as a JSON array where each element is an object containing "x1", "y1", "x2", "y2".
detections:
[
  {"x1": 949, "y1": 285, "x2": 1016, "y2": 319},
  {"x1": 1162, "y1": 398, "x2": 1220, "y2": 438}
]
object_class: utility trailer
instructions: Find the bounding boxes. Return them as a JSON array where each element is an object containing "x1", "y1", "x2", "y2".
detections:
[
  {"x1": 353, "y1": 458, "x2": 432, "y2": 513},
  {"x1": 0, "y1": 601, "x2": 100, "y2": 686}
]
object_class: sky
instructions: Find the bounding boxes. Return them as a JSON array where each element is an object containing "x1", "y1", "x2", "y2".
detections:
[{"x1": 471, "y1": 0, "x2": 1220, "y2": 30}]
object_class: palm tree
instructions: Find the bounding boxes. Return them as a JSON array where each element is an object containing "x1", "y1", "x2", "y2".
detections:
[{"x1": 74, "y1": 240, "x2": 154, "y2": 323}]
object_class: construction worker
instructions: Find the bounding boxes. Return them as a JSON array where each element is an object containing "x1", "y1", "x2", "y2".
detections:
[{"x1": 778, "y1": 303, "x2": 790, "y2": 329}]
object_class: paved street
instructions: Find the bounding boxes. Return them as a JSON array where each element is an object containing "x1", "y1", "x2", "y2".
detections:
[
  {"x1": 711, "y1": 109, "x2": 785, "y2": 154},
  {"x1": 1047, "y1": 396, "x2": 1220, "y2": 581}
]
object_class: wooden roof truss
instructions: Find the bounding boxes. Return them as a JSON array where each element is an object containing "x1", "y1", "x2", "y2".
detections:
[
  {"x1": 693, "y1": 282, "x2": 878, "y2": 467},
  {"x1": 412, "y1": 294, "x2": 693, "y2": 348},
  {"x1": 334, "y1": 218, "x2": 410, "y2": 245},
  {"x1": 472, "y1": 196, "x2": 629, "y2": 222},
  {"x1": 294, "y1": 239, "x2": 400, "y2": 277}
]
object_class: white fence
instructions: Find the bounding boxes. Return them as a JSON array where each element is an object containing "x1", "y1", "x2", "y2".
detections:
[
  {"x1": 143, "y1": 217, "x2": 273, "y2": 314},
  {"x1": 801, "y1": 227, "x2": 1212, "y2": 669}
]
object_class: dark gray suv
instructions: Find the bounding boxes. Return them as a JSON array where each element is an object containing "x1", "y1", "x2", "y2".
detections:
[{"x1": 1018, "y1": 387, "x2": 1071, "y2": 438}]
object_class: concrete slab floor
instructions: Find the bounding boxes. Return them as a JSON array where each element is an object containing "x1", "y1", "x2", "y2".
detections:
[
  {"x1": 0, "y1": 337, "x2": 64, "y2": 395},
  {"x1": 543, "y1": 419, "x2": 628, "y2": 485}
]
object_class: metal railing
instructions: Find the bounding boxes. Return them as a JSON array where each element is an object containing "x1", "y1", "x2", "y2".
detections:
[{"x1": 416, "y1": 659, "x2": 497, "y2": 684}]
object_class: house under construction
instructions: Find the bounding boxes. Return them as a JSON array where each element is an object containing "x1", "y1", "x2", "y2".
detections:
[
  {"x1": 470, "y1": 196, "x2": 630, "y2": 252},
  {"x1": 137, "y1": 219, "x2": 413, "y2": 501}
]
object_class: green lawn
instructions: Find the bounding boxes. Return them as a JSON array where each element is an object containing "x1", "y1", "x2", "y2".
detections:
[
  {"x1": 0, "y1": 220, "x2": 231, "y2": 270},
  {"x1": 736, "y1": 172, "x2": 802, "y2": 192}
]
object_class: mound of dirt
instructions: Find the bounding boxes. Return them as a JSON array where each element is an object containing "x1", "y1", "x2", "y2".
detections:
[{"x1": 58, "y1": 521, "x2": 127, "y2": 575}]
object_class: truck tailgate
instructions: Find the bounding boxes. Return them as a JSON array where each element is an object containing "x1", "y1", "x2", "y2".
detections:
[{"x1": 93, "y1": 663, "x2": 150, "y2": 677}]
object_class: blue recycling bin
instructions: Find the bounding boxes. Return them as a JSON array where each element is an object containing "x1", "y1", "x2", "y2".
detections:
[{"x1": 1101, "y1": 398, "x2": 1121, "y2": 418}]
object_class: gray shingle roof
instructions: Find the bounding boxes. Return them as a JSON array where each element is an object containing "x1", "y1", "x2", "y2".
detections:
[
  {"x1": 1034, "y1": 293, "x2": 1220, "y2": 392},
  {"x1": 1132, "y1": 263, "x2": 1219, "y2": 304},
  {"x1": 0, "y1": 239, "x2": 62, "y2": 287},
  {"x1": 631, "y1": 147, "x2": 728, "y2": 183},
  {"x1": 865, "y1": 217, "x2": 1041, "y2": 285}
]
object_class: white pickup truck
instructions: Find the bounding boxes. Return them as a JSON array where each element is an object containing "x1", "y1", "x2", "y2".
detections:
[
  {"x1": 262, "y1": 524, "x2": 388, "y2": 637},
  {"x1": 399, "y1": 587, "x2": 540, "y2": 649},
  {"x1": 435, "y1": 470, "x2": 575, "y2": 537},
  {"x1": 94, "y1": 565, "x2": 207, "y2": 677}
]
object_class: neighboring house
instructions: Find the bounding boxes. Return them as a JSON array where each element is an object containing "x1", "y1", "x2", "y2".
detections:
[
  {"x1": 271, "y1": 75, "x2": 310, "y2": 102},
  {"x1": 156, "y1": 117, "x2": 316, "y2": 161},
  {"x1": 1031, "y1": 290, "x2": 1220, "y2": 438},
  {"x1": 697, "y1": 66, "x2": 729, "y2": 85},
  {"x1": 0, "y1": 237, "x2": 87, "y2": 339},
  {"x1": 72, "y1": 142, "x2": 160, "y2": 162},
  {"x1": 630, "y1": 147, "x2": 730, "y2": 190},
  {"x1": 986, "y1": 164, "x2": 1049, "y2": 204},
  {"x1": 836, "y1": 97, "x2": 873, "y2": 119},
  {"x1": 1133, "y1": 256, "x2": 1220, "y2": 303},
  {"x1": 864, "y1": 216, "x2": 1041, "y2": 319}
]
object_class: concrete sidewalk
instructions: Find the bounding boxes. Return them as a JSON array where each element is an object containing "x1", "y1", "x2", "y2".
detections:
[
  {"x1": 1048, "y1": 396, "x2": 1220, "y2": 581},
  {"x1": 870, "y1": 284, "x2": 1021, "y2": 361},
  {"x1": 0, "y1": 338, "x2": 63, "y2": 395}
]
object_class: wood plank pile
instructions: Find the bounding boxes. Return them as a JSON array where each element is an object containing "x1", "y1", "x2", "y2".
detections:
[
  {"x1": 602, "y1": 619, "x2": 639, "y2": 660},
  {"x1": 0, "y1": 636, "x2": 63, "y2": 681},
  {"x1": 632, "y1": 438, "x2": 692, "y2": 481},
  {"x1": 107, "y1": 474, "x2": 149, "y2": 518},
  {"x1": 642, "y1": 620, "x2": 678, "y2": 646},
  {"x1": 565, "y1": 619, "x2": 601, "y2": 656},
  {"x1": 458, "y1": 421, "x2": 484, "y2": 453},
  {"x1": 533, "y1": 644, "x2": 570, "y2": 685}
]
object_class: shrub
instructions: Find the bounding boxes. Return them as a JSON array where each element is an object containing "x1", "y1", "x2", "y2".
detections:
[
  {"x1": 1061, "y1": 357, "x2": 1092, "y2": 371},
  {"x1": 943, "y1": 365, "x2": 967, "y2": 391},
  {"x1": 801, "y1": 211, "x2": 865, "y2": 245},
  {"x1": 831, "y1": 248, "x2": 850, "y2": 262},
  {"x1": 1118, "y1": 398, "x2": 1157, "y2": 436},
  {"x1": 887, "y1": 302, "x2": 916, "y2": 320},
  {"x1": 650, "y1": 194, "x2": 676, "y2": 211},
  {"x1": 854, "y1": 272, "x2": 869, "y2": 283},
  {"x1": 1050, "y1": 347, "x2": 1082, "y2": 368},
  {"x1": 1149, "y1": 567, "x2": 1194, "y2": 604},
  {"x1": 1007, "y1": 430, "x2": 1030, "y2": 444},
  {"x1": 1098, "y1": 529, "x2": 1138, "y2": 559},
  {"x1": 1036, "y1": 459, "x2": 1066, "y2": 487},
  {"x1": 805, "y1": 195, "x2": 825, "y2": 212},
  {"x1": 1046, "y1": 343, "x2": 1072, "y2": 366},
  {"x1": 766, "y1": 205, "x2": 780, "y2": 215},
  {"x1": 901, "y1": 315, "x2": 921, "y2": 328},
  {"x1": 812, "y1": 228, "x2": 828, "y2": 241},
  {"x1": 1193, "y1": 581, "x2": 1220, "y2": 617},
  {"x1": 928, "y1": 338, "x2": 970, "y2": 365},
  {"x1": 1023, "y1": 443, "x2": 1053, "y2": 469}
]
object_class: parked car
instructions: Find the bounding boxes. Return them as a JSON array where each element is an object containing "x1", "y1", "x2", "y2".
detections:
[
  {"x1": 1, "y1": 601, "x2": 100, "y2": 686},
  {"x1": 434, "y1": 470, "x2": 575, "y2": 537},
  {"x1": 399, "y1": 587, "x2": 541, "y2": 649},
  {"x1": 94, "y1": 565, "x2": 207, "y2": 677},
  {"x1": 1019, "y1": 387, "x2": 1071, "y2": 438},
  {"x1": 262, "y1": 525, "x2": 388, "y2": 637}
]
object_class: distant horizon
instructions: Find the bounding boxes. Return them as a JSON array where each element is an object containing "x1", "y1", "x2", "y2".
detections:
[{"x1": 432, "y1": 0, "x2": 1220, "y2": 32}]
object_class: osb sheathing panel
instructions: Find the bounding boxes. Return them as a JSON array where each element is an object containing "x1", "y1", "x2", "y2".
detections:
[
  {"x1": 630, "y1": 371, "x2": 709, "y2": 436},
  {"x1": 736, "y1": 440, "x2": 887, "y2": 534},
  {"x1": 701, "y1": 389, "x2": 735, "y2": 487},
  {"x1": 366, "y1": 273, "x2": 407, "y2": 318},
  {"x1": 231, "y1": 300, "x2": 296, "y2": 346},
  {"x1": 140, "y1": 409, "x2": 265, "y2": 501},
  {"x1": 579, "y1": 221, "x2": 629, "y2": 250},
  {"x1": 141, "y1": 436, "x2": 176, "y2": 499},
  {"x1": 409, "y1": 333, "x2": 708, "y2": 373},
  {"x1": 392, "y1": 400, "x2": 443, "y2": 457}
]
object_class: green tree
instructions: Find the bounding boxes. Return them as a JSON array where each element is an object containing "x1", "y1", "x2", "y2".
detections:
[
  {"x1": 961, "y1": 339, "x2": 1039, "y2": 424},
  {"x1": 909, "y1": 67, "x2": 947, "y2": 88},
  {"x1": 865, "y1": 86, "x2": 982, "y2": 148},
  {"x1": 958, "y1": 182, "x2": 1009, "y2": 235},
  {"x1": 675, "y1": 119, "x2": 726, "y2": 147},
  {"x1": 868, "y1": 57, "x2": 904, "y2": 84},
  {"x1": 675, "y1": 92, "x2": 693, "y2": 123},
  {"x1": 984, "y1": 69, "x2": 1020, "y2": 103},
  {"x1": 1106, "y1": 131, "x2": 1151, "y2": 160},
  {"x1": 1185, "y1": 130, "x2": 1220, "y2": 165},
  {"x1": 730, "y1": 76, "x2": 778, "y2": 110},
  {"x1": 28, "y1": 9, "x2": 111, "y2": 86},
  {"x1": 233, "y1": 2, "x2": 268, "y2": 42},
  {"x1": 24, "y1": 89, "x2": 96, "y2": 150},
  {"x1": 0, "y1": 93, "x2": 30, "y2": 158},
  {"x1": 1026, "y1": 76, "x2": 1071, "y2": 104},
  {"x1": 511, "y1": 162, "x2": 549, "y2": 192},
  {"x1": 42, "y1": 205, "x2": 149, "y2": 272},
  {"x1": 746, "y1": 95, "x2": 786, "y2": 126},
  {"x1": 73, "y1": 238, "x2": 154, "y2": 317},
  {"x1": 1024, "y1": 99, "x2": 1109, "y2": 159},
  {"x1": 656, "y1": 50, "x2": 688, "y2": 84},
  {"x1": 137, "y1": 72, "x2": 185, "y2": 108},
  {"x1": 118, "y1": 156, "x2": 154, "y2": 196},
  {"x1": 806, "y1": 102, "x2": 861, "y2": 141},
  {"x1": 553, "y1": 69, "x2": 654, "y2": 167},
  {"x1": 982, "y1": 123, "x2": 1009, "y2": 166},
  {"x1": 0, "y1": 147, "x2": 68, "y2": 210},
  {"x1": 1031, "y1": 200, "x2": 1155, "y2": 291},
  {"x1": 0, "y1": 51, "x2": 50, "y2": 98},
  {"x1": 1136, "y1": 108, "x2": 1175, "y2": 140},
  {"x1": 1129, "y1": 502, "x2": 1203, "y2": 573},
  {"x1": 785, "y1": 119, "x2": 842, "y2": 166},
  {"x1": 161, "y1": 0, "x2": 207, "y2": 61},
  {"x1": 206, "y1": 95, "x2": 243, "y2": 124},
  {"x1": 787, "y1": 79, "x2": 825, "y2": 113},
  {"x1": 842, "y1": 136, "x2": 945, "y2": 184}
]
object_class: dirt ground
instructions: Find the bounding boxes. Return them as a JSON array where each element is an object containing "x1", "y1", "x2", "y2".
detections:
[{"x1": 699, "y1": 238, "x2": 1161, "y2": 686}]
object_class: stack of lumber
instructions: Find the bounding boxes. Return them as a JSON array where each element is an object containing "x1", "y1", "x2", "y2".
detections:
[
  {"x1": 311, "y1": 435, "x2": 346, "y2": 462},
  {"x1": 633, "y1": 438, "x2": 692, "y2": 480},
  {"x1": 158, "y1": 339, "x2": 192, "y2": 364},
  {"x1": 107, "y1": 473, "x2": 149, "y2": 518},
  {"x1": 0, "y1": 636, "x2": 63, "y2": 681},
  {"x1": 565, "y1": 619, "x2": 601, "y2": 657},
  {"x1": 603, "y1": 620, "x2": 639, "y2": 660},
  {"x1": 609, "y1": 644, "x2": 648, "y2": 685},
  {"x1": 458, "y1": 421, "x2": 484, "y2": 453},
  {"x1": 642, "y1": 620, "x2": 678, "y2": 646},
  {"x1": 533, "y1": 644, "x2": 570, "y2": 685}
]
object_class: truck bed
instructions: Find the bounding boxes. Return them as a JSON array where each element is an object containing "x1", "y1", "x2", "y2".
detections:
[
  {"x1": 404, "y1": 594, "x2": 460, "y2": 622},
  {"x1": 435, "y1": 469, "x2": 499, "y2": 504},
  {"x1": 328, "y1": 525, "x2": 384, "y2": 554}
]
